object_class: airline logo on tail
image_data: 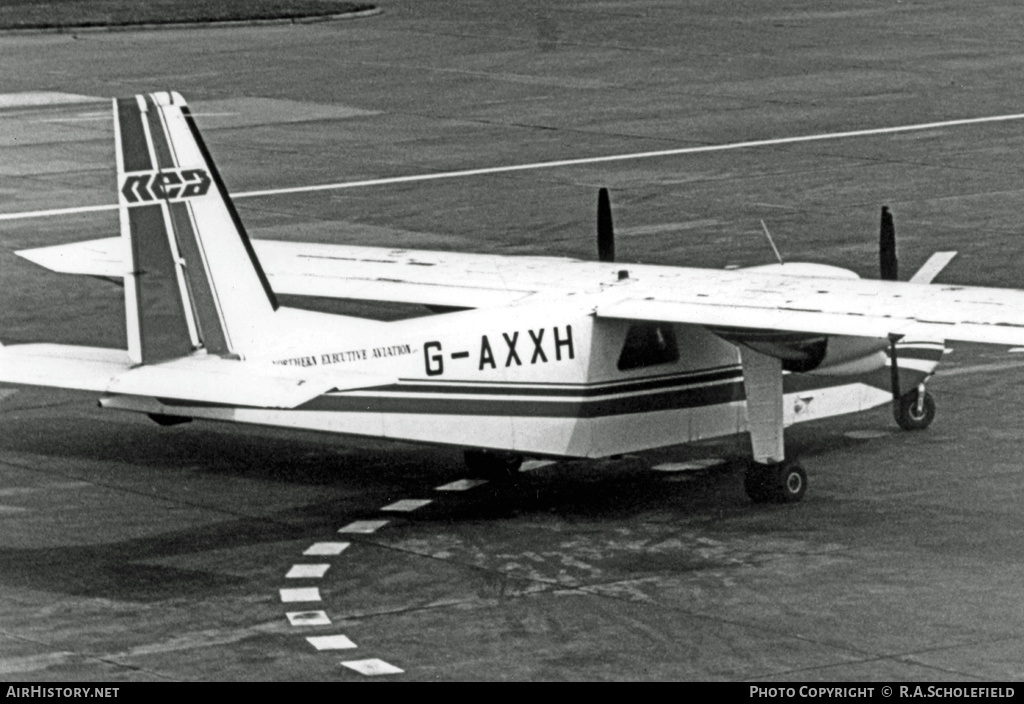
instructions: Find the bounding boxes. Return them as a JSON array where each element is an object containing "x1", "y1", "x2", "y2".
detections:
[{"x1": 120, "y1": 169, "x2": 212, "y2": 204}]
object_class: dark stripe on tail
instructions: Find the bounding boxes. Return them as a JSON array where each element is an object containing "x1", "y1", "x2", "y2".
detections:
[
  {"x1": 116, "y1": 98, "x2": 153, "y2": 173},
  {"x1": 129, "y1": 204, "x2": 193, "y2": 363}
]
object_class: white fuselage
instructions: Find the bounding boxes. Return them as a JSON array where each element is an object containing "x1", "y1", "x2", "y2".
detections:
[{"x1": 101, "y1": 299, "x2": 933, "y2": 458}]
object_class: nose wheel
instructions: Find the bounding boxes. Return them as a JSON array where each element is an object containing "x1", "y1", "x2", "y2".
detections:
[
  {"x1": 895, "y1": 386, "x2": 935, "y2": 431},
  {"x1": 744, "y1": 459, "x2": 807, "y2": 504}
]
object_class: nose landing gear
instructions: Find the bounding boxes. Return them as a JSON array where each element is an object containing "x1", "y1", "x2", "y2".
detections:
[{"x1": 895, "y1": 385, "x2": 936, "y2": 431}]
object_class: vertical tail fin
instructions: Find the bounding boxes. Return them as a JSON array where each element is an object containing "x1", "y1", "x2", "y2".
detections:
[{"x1": 114, "y1": 92, "x2": 278, "y2": 365}]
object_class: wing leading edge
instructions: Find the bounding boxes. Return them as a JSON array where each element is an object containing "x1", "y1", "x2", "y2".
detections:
[{"x1": 595, "y1": 267, "x2": 1024, "y2": 346}]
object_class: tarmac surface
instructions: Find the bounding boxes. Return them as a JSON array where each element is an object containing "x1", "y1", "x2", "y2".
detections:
[{"x1": 2, "y1": 0, "x2": 1024, "y2": 682}]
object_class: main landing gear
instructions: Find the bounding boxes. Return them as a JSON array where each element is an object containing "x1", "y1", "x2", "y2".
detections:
[
  {"x1": 744, "y1": 459, "x2": 807, "y2": 504},
  {"x1": 739, "y1": 347, "x2": 809, "y2": 505},
  {"x1": 464, "y1": 449, "x2": 524, "y2": 480}
]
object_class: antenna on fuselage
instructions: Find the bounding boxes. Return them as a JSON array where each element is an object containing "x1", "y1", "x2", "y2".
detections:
[{"x1": 760, "y1": 220, "x2": 784, "y2": 265}]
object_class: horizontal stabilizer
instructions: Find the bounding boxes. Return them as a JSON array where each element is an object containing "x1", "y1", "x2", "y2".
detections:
[
  {"x1": 16, "y1": 238, "x2": 123, "y2": 278},
  {"x1": 0, "y1": 344, "x2": 132, "y2": 392},
  {"x1": 0, "y1": 344, "x2": 392, "y2": 408}
]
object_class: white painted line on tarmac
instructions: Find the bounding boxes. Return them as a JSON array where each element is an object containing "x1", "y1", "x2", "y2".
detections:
[
  {"x1": 0, "y1": 203, "x2": 120, "y2": 221},
  {"x1": 380, "y1": 499, "x2": 432, "y2": 512},
  {"x1": 6, "y1": 112, "x2": 1024, "y2": 222},
  {"x1": 338, "y1": 519, "x2": 389, "y2": 534},
  {"x1": 38, "y1": 115, "x2": 110, "y2": 123},
  {"x1": 652, "y1": 458, "x2": 726, "y2": 472},
  {"x1": 307, "y1": 635, "x2": 357, "y2": 651},
  {"x1": 941, "y1": 360, "x2": 1024, "y2": 377},
  {"x1": 286, "y1": 564, "x2": 331, "y2": 579},
  {"x1": 0, "y1": 505, "x2": 29, "y2": 515},
  {"x1": 341, "y1": 658, "x2": 404, "y2": 676},
  {"x1": 304, "y1": 542, "x2": 351, "y2": 556},
  {"x1": 436, "y1": 478, "x2": 489, "y2": 491},
  {"x1": 280, "y1": 587, "x2": 322, "y2": 603},
  {"x1": 233, "y1": 113, "x2": 1024, "y2": 199},
  {"x1": 521, "y1": 460, "x2": 556, "y2": 472},
  {"x1": 286, "y1": 611, "x2": 332, "y2": 627}
]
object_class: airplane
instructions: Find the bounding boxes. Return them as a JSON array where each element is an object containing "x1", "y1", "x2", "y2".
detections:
[{"x1": 4, "y1": 91, "x2": 1024, "y2": 506}]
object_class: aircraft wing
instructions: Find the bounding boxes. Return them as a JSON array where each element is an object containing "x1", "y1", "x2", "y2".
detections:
[
  {"x1": 0, "y1": 343, "x2": 392, "y2": 408},
  {"x1": 595, "y1": 267, "x2": 1024, "y2": 346},
  {"x1": 17, "y1": 237, "x2": 584, "y2": 308},
  {"x1": 19, "y1": 237, "x2": 1024, "y2": 345}
]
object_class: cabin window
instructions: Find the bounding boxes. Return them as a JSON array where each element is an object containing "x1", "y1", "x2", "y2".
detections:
[{"x1": 617, "y1": 322, "x2": 679, "y2": 370}]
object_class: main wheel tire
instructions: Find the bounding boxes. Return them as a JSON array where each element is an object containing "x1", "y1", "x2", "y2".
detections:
[
  {"x1": 895, "y1": 389, "x2": 935, "y2": 431},
  {"x1": 464, "y1": 449, "x2": 524, "y2": 480},
  {"x1": 744, "y1": 460, "x2": 807, "y2": 504},
  {"x1": 774, "y1": 461, "x2": 807, "y2": 504}
]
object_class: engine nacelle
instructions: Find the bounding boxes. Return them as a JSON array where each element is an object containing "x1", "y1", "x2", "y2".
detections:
[
  {"x1": 739, "y1": 335, "x2": 888, "y2": 375},
  {"x1": 719, "y1": 263, "x2": 888, "y2": 375}
]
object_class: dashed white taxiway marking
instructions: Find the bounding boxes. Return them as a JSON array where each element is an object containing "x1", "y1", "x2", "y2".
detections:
[
  {"x1": 287, "y1": 611, "x2": 332, "y2": 627},
  {"x1": 286, "y1": 564, "x2": 331, "y2": 579},
  {"x1": 521, "y1": 460, "x2": 556, "y2": 472},
  {"x1": 307, "y1": 635, "x2": 357, "y2": 651},
  {"x1": 338, "y1": 519, "x2": 389, "y2": 534},
  {"x1": 304, "y1": 542, "x2": 351, "y2": 555},
  {"x1": 436, "y1": 478, "x2": 489, "y2": 491},
  {"x1": 341, "y1": 659, "x2": 404, "y2": 676},
  {"x1": 7, "y1": 112, "x2": 1024, "y2": 221},
  {"x1": 381, "y1": 499, "x2": 433, "y2": 512},
  {"x1": 279, "y1": 587, "x2": 322, "y2": 603},
  {"x1": 652, "y1": 458, "x2": 726, "y2": 472}
]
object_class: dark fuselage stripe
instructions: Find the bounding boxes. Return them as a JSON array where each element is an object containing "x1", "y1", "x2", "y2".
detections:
[
  {"x1": 385, "y1": 368, "x2": 743, "y2": 398},
  {"x1": 301, "y1": 379, "x2": 747, "y2": 417}
]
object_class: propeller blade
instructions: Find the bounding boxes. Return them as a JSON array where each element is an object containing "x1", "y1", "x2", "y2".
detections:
[
  {"x1": 597, "y1": 187, "x2": 615, "y2": 263},
  {"x1": 880, "y1": 206, "x2": 898, "y2": 281}
]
